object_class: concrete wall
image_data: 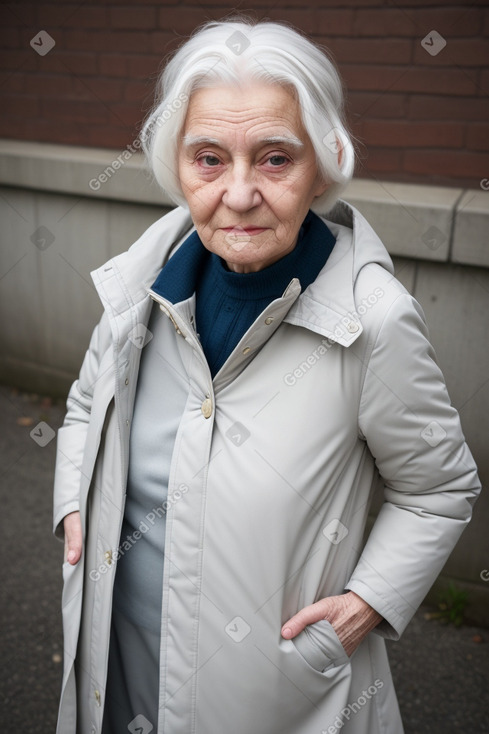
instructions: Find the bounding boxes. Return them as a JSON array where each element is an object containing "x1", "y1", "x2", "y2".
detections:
[{"x1": 1, "y1": 139, "x2": 487, "y2": 621}]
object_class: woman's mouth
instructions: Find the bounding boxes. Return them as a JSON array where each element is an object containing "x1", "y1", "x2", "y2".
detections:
[{"x1": 221, "y1": 226, "x2": 268, "y2": 236}]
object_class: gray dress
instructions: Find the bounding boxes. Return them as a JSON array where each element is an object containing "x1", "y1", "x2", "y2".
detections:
[{"x1": 102, "y1": 303, "x2": 190, "y2": 733}]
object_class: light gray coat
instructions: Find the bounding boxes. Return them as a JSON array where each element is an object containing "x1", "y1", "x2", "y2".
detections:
[{"x1": 53, "y1": 201, "x2": 480, "y2": 734}]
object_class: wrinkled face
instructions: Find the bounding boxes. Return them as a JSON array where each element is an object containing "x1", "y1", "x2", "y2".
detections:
[{"x1": 177, "y1": 82, "x2": 329, "y2": 273}]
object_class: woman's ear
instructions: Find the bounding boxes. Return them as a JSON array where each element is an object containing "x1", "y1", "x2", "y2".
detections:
[{"x1": 314, "y1": 175, "x2": 330, "y2": 198}]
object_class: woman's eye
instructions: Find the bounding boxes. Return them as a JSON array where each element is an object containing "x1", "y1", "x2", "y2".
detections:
[
  {"x1": 198, "y1": 155, "x2": 221, "y2": 167},
  {"x1": 268, "y1": 155, "x2": 289, "y2": 167}
]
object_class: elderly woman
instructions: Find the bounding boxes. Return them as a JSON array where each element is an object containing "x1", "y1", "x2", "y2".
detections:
[{"x1": 54, "y1": 17, "x2": 480, "y2": 734}]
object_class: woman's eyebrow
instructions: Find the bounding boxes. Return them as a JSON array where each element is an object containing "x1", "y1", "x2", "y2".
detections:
[{"x1": 181, "y1": 134, "x2": 305, "y2": 150}]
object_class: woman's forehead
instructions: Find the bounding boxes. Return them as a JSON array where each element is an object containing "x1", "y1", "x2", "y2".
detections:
[{"x1": 181, "y1": 83, "x2": 307, "y2": 144}]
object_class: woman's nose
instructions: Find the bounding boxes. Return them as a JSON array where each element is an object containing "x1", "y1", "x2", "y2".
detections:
[{"x1": 221, "y1": 166, "x2": 262, "y2": 212}]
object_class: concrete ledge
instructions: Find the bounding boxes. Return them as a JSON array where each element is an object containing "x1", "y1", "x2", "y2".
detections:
[
  {"x1": 0, "y1": 138, "x2": 166, "y2": 206},
  {"x1": 452, "y1": 190, "x2": 489, "y2": 268},
  {"x1": 345, "y1": 178, "x2": 463, "y2": 263},
  {"x1": 0, "y1": 139, "x2": 487, "y2": 267}
]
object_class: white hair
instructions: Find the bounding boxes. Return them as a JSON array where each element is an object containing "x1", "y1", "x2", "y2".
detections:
[{"x1": 140, "y1": 17, "x2": 355, "y2": 214}]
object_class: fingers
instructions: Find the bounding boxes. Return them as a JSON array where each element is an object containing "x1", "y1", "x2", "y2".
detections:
[
  {"x1": 281, "y1": 599, "x2": 331, "y2": 639},
  {"x1": 63, "y1": 511, "x2": 82, "y2": 565}
]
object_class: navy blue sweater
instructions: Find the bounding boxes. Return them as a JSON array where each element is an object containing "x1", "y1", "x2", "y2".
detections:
[{"x1": 151, "y1": 210, "x2": 336, "y2": 377}]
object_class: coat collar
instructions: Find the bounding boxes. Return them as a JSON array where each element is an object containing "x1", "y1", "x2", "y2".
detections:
[{"x1": 90, "y1": 201, "x2": 394, "y2": 348}]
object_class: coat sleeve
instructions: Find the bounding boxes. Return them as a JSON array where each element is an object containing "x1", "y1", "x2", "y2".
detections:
[
  {"x1": 346, "y1": 292, "x2": 481, "y2": 640},
  {"x1": 52, "y1": 311, "x2": 112, "y2": 540}
]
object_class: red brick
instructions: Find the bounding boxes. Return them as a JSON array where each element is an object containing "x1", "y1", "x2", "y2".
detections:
[
  {"x1": 467, "y1": 124, "x2": 489, "y2": 151},
  {"x1": 354, "y1": 7, "x2": 482, "y2": 38},
  {"x1": 0, "y1": 72, "x2": 24, "y2": 93},
  {"x1": 128, "y1": 54, "x2": 165, "y2": 78},
  {"x1": 2, "y1": 95, "x2": 39, "y2": 117},
  {"x1": 408, "y1": 94, "x2": 489, "y2": 121},
  {"x1": 0, "y1": 50, "x2": 37, "y2": 72},
  {"x1": 479, "y1": 69, "x2": 489, "y2": 96},
  {"x1": 123, "y1": 79, "x2": 154, "y2": 102},
  {"x1": 414, "y1": 38, "x2": 489, "y2": 66},
  {"x1": 39, "y1": 97, "x2": 110, "y2": 123},
  {"x1": 0, "y1": 27, "x2": 22, "y2": 48},
  {"x1": 82, "y1": 124, "x2": 137, "y2": 149},
  {"x1": 309, "y1": 9, "x2": 354, "y2": 36},
  {"x1": 23, "y1": 73, "x2": 73, "y2": 96},
  {"x1": 43, "y1": 51, "x2": 98, "y2": 75},
  {"x1": 38, "y1": 4, "x2": 108, "y2": 28},
  {"x1": 63, "y1": 28, "x2": 150, "y2": 53},
  {"x1": 325, "y1": 38, "x2": 412, "y2": 65},
  {"x1": 347, "y1": 92, "x2": 408, "y2": 120},
  {"x1": 404, "y1": 149, "x2": 489, "y2": 179},
  {"x1": 355, "y1": 147, "x2": 403, "y2": 174},
  {"x1": 104, "y1": 0, "x2": 179, "y2": 4},
  {"x1": 98, "y1": 54, "x2": 130, "y2": 77},
  {"x1": 109, "y1": 6, "x2": 157, "y2": 30},
  {"x1": 342, "y1": 64, "x2": 478, "y2": 96},
  {"x1": 263, "y1": 8, "x2": 315, "y2": 35},
  {"x1": 0, "y1": 3, "x2": 37, "y2": 28},
  {"x1": 149, "y1": 31, "x2": 177, "y2": 56},
  {"x1": 157, "y1": 7, "x2": 213, "y2": 35},
  {"x1": 71, "y1": 77, "x2": 125, "y2": 103},
  {"x1": 108, "y1": 101, "x2": 144, "y2": 127},
  {"x1": 362, "y1": 120, "x2": 464, "y2": 148}
]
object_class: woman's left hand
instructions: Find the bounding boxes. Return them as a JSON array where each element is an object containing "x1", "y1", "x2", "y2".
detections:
[{"x1": 281, "y1": 591, "x2": 383, "y2": 658}]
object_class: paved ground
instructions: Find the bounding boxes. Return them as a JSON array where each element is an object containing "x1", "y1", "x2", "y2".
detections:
[{"x1": 1, "y1": 384, "x2": 488, "y2": 733}]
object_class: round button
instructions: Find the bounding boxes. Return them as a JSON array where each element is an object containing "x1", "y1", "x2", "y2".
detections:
[
  {"x1": 125, "y1": 378, "x2": 129, "y2": 386},
  {"x1": 242, "y1": 346, "x2": 251, "y2": 354},
  {"x1": 201, "y1": 398, "x2": 213, "y2": 419},
  {"x1": 346, "y1": 322, "x2": 359, "y2": 333},
  {"x1": 264, "y1": 317, "x2": 274, "y2": 325}
]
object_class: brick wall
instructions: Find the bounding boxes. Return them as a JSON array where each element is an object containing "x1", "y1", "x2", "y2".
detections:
[{"x1": 1, "y1": 0, "x2": 488, "y2": 189}]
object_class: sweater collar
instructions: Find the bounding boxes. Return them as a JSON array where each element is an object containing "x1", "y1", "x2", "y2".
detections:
[
  {"x1": 90, "y1": 201, "x2": 395, "y2": 349},
  {"x1": 150, "y1": 210, "x2": 336, "y2": 304}
]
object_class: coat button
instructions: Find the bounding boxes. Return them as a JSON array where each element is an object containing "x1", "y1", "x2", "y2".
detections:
[
  {"x1": 264, "y1": 317, "x2": 274, "y2": 325},
  {"x1": 94, "y1": 689, "x2": 101, "y2": 706},
  {"x1": 242, "y1": 346, "x2": 251, "y2": 354},
  {"x1": 201, "y1": 397, "x2": 212, "y2": 418},
  {"x1": 346, "y1": 321, "x2": 359, "y2": 333},
  {"x1": 125, "y1": 378, "x2": 129, "y2": 386},
  {"x1": 104, "y1": 550, "x2": 112, "y2": 565}
]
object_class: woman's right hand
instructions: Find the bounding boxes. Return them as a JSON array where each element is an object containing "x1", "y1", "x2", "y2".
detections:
[{"x1": 63, "y1": 511, "x2": 82, "y2": 564}]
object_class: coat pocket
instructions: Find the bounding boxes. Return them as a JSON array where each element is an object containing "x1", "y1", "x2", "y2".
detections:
[{"x1": 292, "y1": 619, "x2": 350, "y2": 673}]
